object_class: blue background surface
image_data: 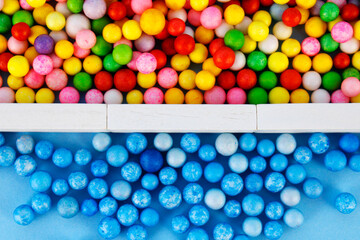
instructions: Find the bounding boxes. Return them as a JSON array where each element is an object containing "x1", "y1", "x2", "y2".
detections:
[{"x1": 1, "y1": 132, "x2": 360, "y2": 240}]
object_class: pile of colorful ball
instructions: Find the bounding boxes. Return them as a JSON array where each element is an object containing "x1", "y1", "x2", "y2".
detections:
[{"x1": 1, "y1": 132, "x2": 359, "y2": 239}]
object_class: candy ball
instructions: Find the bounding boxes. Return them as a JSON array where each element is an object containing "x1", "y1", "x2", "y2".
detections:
[
  {"x1": 0, "y1": 87, "x2": 15, "y2": 103},
  {"x1": 213, "y1": 223, "x2": 234, "y2": 240},
  {"x1": 248, "y1": 21, "x2": 269, "y2": 42},
  {"x1": 200, "y1": 6, "x2": 222, "y2": 30},
  {"x1": 136, "y1": 53, "x2": 157, "y2": 74},
  {"x1": 104, "y1": 89, "x2": 123, "y2": 104},
  {"x1": 30, "y1": 171, "x2": 52, "y2": 192},
  {"x1": 308, "y1": 133, "x2": 330, "y2": 154},
  {"x1": 286, "y1": 164, "x2": 307, "y2": 184},
  {"x1": 339, "y1": 133, "x2": 360, "y2": 153},
  {"x1": 172, "y1": 215, "x2": 190, "y2": 234},
  {"x1": 52, "y1": 179, "x2": 69, "y2": 196},
  {"x1": 8, "y1": 55, "x2": 29, "y2": 77},
  {"x1": 183, "y1": 183, "x2": 203, "y2": 205},
  {"x1": 335, "y1": 193, "x2": 357, "y2": 214},
  {"x1": 224, "y1": 200, "x2": 241, "y2": 218},
  {"x1": 311, "y1": 89, "x2": 331, "y2": 103},
  {"x1": 245, "y1": 174, "x2": 263, "y2": 193},
  {"x1": 204, "y1": 162, "x2": 224, "y2": 183},
  {"x1": 14, "y1": 155, "x2": 36, "y2": 176},
  {"x1": 332, "y1": 21, "x2": 354, "y2": 43},
  {"x1": 111, "y1": 180, "x2": 132, "y2": 201},
  {"x1": 341, "y1": 77, "x2": 360, "y2": 97},
  {"x1": 52, "y1": 148, "x2": 72, "y2": 168},
  {"x1": 265, "y1": 201, "x2": 284, "y2": 220},
  {"x1": 141, "y1": 208, "x2": 159, "y2": 227},
  {"x1": 264, "y1": 221, "x2": 283, "y2": 240},
  {"x1": 59, "y1": 87, "x2": 80, "y2": 103},
  {"x1": 242, "y1": 194, "x2": 264, "y2": 216}
]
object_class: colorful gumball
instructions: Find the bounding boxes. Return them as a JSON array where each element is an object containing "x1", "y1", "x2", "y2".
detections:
[
  {"x1": 174, "y1": 34, "x2": 195, "y2": 55},
  {"x1": 237, "y1": 69, "x2": 257, "y2": 90},
  {"x1": 167, "y1": 18, "x2": 185, "y2": 36},
  {"x1": 11, "y1": 22, "x2": 31, "y2": 41},
  {"x1": 114, "y1": 69, "x2": 136, "y2": 92},
  {"x1": 282, "y1": 8, "x2": 301, "y2": 27},
  {"x1": 213, "y1": 46, "x2": 235, "y2": 70},
  {"x1": 341, "y1": 77, "x2": 360, "y2": 98},
  {"x1": 94, "y1": 71, "x2": 113, "y2": 92},
  {"x1": 280, "y1": 69, "x2": 302, "y2": 91}
]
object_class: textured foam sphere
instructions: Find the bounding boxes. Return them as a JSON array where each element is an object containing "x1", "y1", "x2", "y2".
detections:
[
  {"x1": 242, "y1": 217, "x2": 262, "y2": 237},
  {"x1": 280, "y1": 186, "x2": 301, "y2": 207},
  {"x1": 276, "y1": 134, "x2": 297, "y2": 155},
  {"x1": 284, "y1": 208, "x2": 304, "y2": 228},
  {"x1": 215, "y1": 133, "x2": 238, "y2": 156},
  {"x1": 205, "y1": 188, "x2": 226, "y2": 210}
]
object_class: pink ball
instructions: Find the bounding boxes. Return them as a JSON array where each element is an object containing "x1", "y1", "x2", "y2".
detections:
[
  {"x1": 131, "y1": 0, "x2": 152, "y2": 15},
  {"x1": 134, "y1": 34, "x2": 155, "y2": 52},
  {"x1": 49, "y1": 53, "x2": 63, "y2": 68},
  {"x1": 0, "y1": 0, "x2": 3, "y2": 10},
  {"x1": 133, "y1": 14, "x2": 141, "y2": 22},
  {"x1": 200, "y1": 6, "x2": 222, "y2": 30},
  {"x1": 301, "y1": 37, "x2": 321, "y2": 56},
  {"x1": 19, "y1": 0, "x2": 33, "y2": 10},
  {"x1": 114, "y1": 38, "x2": 133, "y2": 48},
  {"x1": 127, "y1": 51, "x2": 142, "y2": 71},
  {"x1": 136, "y1": 53, "x2": 157, "y2": 74},
  {"x1": 331, "y1": 21, "x2": 354, "y2": 43},
  {"x1": 227, "y1": 87, "x2": 247, "y2": 104},
  {"x1": 76, "y1": 29, "x2": 96, "y2": 49},
  {"x1": 331, "y1": 89, "x2": 350, "y2": 103},
  {"x1": 83, "y1": 0, "x2": 107, "y2": 20},
  {"x1": 104, "y1": 89, "x2": 123, "y2": 104},
  {"x1": 24, "y1": 69, "x2": 45, "y2": 89},
  {"x1": 7, "y1": 36, "x2": 28, "y2": 54},
  {"x1": 328, "y1": 0, "x2": 346, "y2": 9},
  {"x1": 73, "y1": 42, "x2": 91, "y2": 59},
  {"x1": 341, "y1": 77, "x2": 360, "y2": 97},
  {"x1": 144, "y1": 87, "x2": 164, "y2": 104},
  {"x1": 33, "y1": 55, "x2": 54, "y2": 75},
  {"x1": 158, "y1": 67, "x2": 178, "y2": 89},
  {"x1": 85, "y1": 89, "x2": 104, "y2": 103},
  {"x1": 204, "y1": 86, "x2": 226, "y2": 104},
  {"x1": 168, "y1": 9, "x2": 187, "y2": 22},
  {"x1": 59, "y1": 87, "x2": 80, "y2": 103},
  {"x1": 188, "y1": 9, "x2": 202, "y2": 27},
  {"x1": 0, "y1": 87, "x2": 15, "y2": 103},
  {"x1": 46, "y1": 69, "x2": 68, "y2": 91}
]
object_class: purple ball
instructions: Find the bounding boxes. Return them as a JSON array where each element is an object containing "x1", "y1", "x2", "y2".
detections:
[{"x1": 34, "y1": 35, "x2": 55, "y2": 55}]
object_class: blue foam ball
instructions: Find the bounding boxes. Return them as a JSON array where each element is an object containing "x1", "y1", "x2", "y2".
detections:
[
  {"x1": 14, "y1": 155, "x2": 37, "y2": 176},
  {"x1": 30, "y1": 171, "x2": 52, "y2": 192},
  {"x1": 88, "y1": 178, "x2": 108, "y2": 199},
  {"x1": 303, "y1": 177, "x2": 323, "y2": 199},
  {"x1": 224, "y1": 200, "x2": 241, "y2": 218},
  {"x1": 99, "y1": 197, "x2": 118, "y2": 216},
  {"x1": 106, "y1": 145, "x2": 128, "y2": 167},
  {"x1": 242, "y1": 217, "x2": 262, "y2": 237},
  {"x1": 159, "y1": 167, "x2": 177, "y2": 185},
  {"x1": 81, "y1": 199, "x2": 98, "y2": 216},
  {"x1": 111, "y1": 180, "x2": 132, "y2": 201},
  {"x1": 141, "y1": 173, "x2": 159, "y2": 191},
  {"x1": 335, "y1": 192, "x2": 357, "y2": 214},
  {"x1": 172, "y1": 215, "x2": 190, "y2": 233},
  {"x1": 228, "y1": 153, "x2": 248, "y2": 174},
  {"x1": 132, "y1": 189, "x2": 151, "y2": 209},
  {"x1": 35, "y1": 140, "x2": 54, "y2": 160},
  {"x1": 181, "y1": 133, "x2": 201, "y2": 153},
  {"x1": 283, "y1": 208, "x2": 304, "y2": 228},
  {"x1": 16, "y1": 135, "x2": 34, "y2": 154},
  {"x1": 264, "y1": 221, "x2": 283, "y2": 240},
  {"x1": 286, "y1": 164, "x2": 307, "y2": 184},
  {"x1": 117, "y1": 204, "x2": 138, "y2": 227},
  {"x1": 265, "y1": 172, "x2": 286, "y2": 193},
  {"x1": 154, "y1": 133, "x2": 173, "y2": 152},
  {"x1": 140, "y1": 149, "x2": 163, "y2": 173},
  {"x1": 198, "y1": 144, "x2": 217, "y2": 162},
  {"x1": 204, "y1": 162, "x2": 224, "y2": 183},
  {"x1": 249, "y1": 156, "x2": 267, "y2": 173},
  {"x1": 0, "y1": 146, "x2": 16, "y2": 167},
  {"x1": 339, "y1": 133, "x2": 359, "y2": 153},
  {"x1": 265, "y1": 201, "x2": 284, "y2": 220},
  {"x1": 308, "y1": 133, "x2": 329, "y2": 154},
  {"x1": 57, "y1": 196, "x2": 79, "y2": 218},
  {"x1": 245, "y1": 173, "x2": 263, "y2": 193},
  {"x1": 159, "y1": 186, "x2": 182, "y2": 209},
  {"x1": 349, "y1": 155, "x2": 360, "y2": 172},
  {"x1": 91, "y1": 160, "x2": 109, "y2": 177},
  {"x1": 52, "y1": 148, "x2": 73, "y2": 168},
  {"x1": 126, "y1": 133, "x2": 147, "y2": 154},
  {"x1": 121, "y1": 162, "x2": 142, "y2": 182},
  {"x1": 257, "y1": 139, "x2": 275, "y2": 157},
  {"x1": 187, "y1": 228, "x2": 209, "y2": 240},
  {"x1": 293, "y1": 146, "x2": 312, "y2": 164},
  {"x1": 233, "y1": 235, "x2": 249, "y2": 240},
  {"x1": 140, "y1": 208, "x2": 159, "y2": 227},
  {"x1": 127, "y1": 225, "x2": 147, "y2": 240},
  {"x1": 182, "y1": 161, "x2": 202, "y2": 182},
  {"x1": 98, "y1": 217, "x2": 121, "y2": 239},
  {"x1": 31, "y1": 193, "x2": 51, "y2": 215},
  {"x1": 213, "y1": 223, "x2": 234, "y2": 240},
  {"x1": 221, "y1": 173, "x2": 243, "y2": 196},
  {"x1": 92, "y1": 133, "x2": 111, "y2": 152},
  {"x1": 13, "y1": 204, "x2": 34, "y2": 226},
  {"x1": 324, "y1": 150, "x2": 347, "y2": 172},
  {"x1": 269, "y1": 154, "x2": 288, "y2": 172},
  {"x1": 74, "y1": 149, "x2": 92, "y2": 166},
  {"x1": 68, "y1": 171, "x2": 88, "y2": 190},
  {"x1": 52, "y1": 178, "x2": 69, "y2": 196},
  {"x1": 242, "y1": 194, "x2": 264, "y2": 217},
  {"x1": 239, "y1": 133, "x2": 257, "y2": 152},
  {"x1": 0, "y1": 133, "x2": 4, "y2": 146},
  {"x1": 183, "y1": 183, "x2": 204, "y2": 205}
]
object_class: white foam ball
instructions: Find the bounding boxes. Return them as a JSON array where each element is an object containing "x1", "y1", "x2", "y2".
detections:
[
  {"x1": 311, "y1": 89, "x2": 331, "y2": 103},
  {"x1": 230, "y1": 51, "x2": 246, "y2": 71},
  {"x1": 154, "y1": 133, "x2": 173, "y2": 152},
  {"x1": 215, "y1": 133, "x2": 239, "y2": 156},
  {"x1": 276, "y1": 134, "x2": 297, "y2": 155},
  {"x1": 104, "y1": 89, "x2": 123, "y2": 104},
  {"x1": 205, "y1": 188, "x2": 226, "y2": 210},
  {"x1": 258, "y1": 34, "x2": 279, "y2": 55},
  {"x1": 167, "y1": 148, "x2": 186, "y2": 168},
  {"x1": 284, "y1": 208, "x2": 304, "y2": 228},
  {"x1": 215, "y1": 20, "x2": 234, "y2": 38},
  {"x1": 302, "y1": 71, "x2": 322, "y2": 91},
  {"x1": 281, "y1": 186, "x2": 301, "y2": 207},
  {"x1": 228, "y1": 153, "x2": 248, "y2": 173},
  {"x1": 92, "y1": 133, "x2": 111, "y2": 152},
  {"x1": 242, "y1": 217, "x2": 262, "y2": 237},
  {"x1": 340, "y1": 38, "x2": 360, "y2": 55}
]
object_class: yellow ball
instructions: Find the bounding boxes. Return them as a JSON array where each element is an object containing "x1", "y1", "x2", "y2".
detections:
[
  {"x1": 292, "y1": 54, "x2": 312, "y2": 73},
  {"x1": 2, "y1": 0, "x2": 20, "y2": 15},
  {"x1": 140, "y1": 9, "x2": 166, "y2": 36},
  {"x1": 312, "y1": 53, "x2": 332, "y2": 74},
  {"x1": 83, "y1": 55, "x2": 103, "y2": 75},
  {"x1": 241, "y1": 35, "x2": 257, "y2": 54},
  {"x1": 352, "y1": 52, "x2": 360, "y2": 70},
  {"x1": 0, "y1": 35, "x2": 7, "y2": 54},
  {"x1": 190, "y1": 0, "x2": 209, "y2": 11},
  {"x1": 46, "y1": 11, "x2": 66, "y2": 31},
  {"x1": 268, "y1": 52, "x2": 289, "y2": 73},
  {"x1": 137, "y1": 72, "x2": 157, "y2": 89},
  {"x1": 290, "y1": 89, "x2": 310, "y2": 103},
  {"x1": 189, "y1": 43, "x2": 208, "y2": 64},
  {"x1": 351, "y1": 93, "x2": 360, "y2": 103},
  {"x1": 103, "y1": 23, "x2": 122, "y2": 43},
  {"x1": 224, "y1": 5, "x2": 245, "y2": 25},
  {"x1": 33, "y1": 3, "x2": 54, "y2": 26},
  {"x1": 195, "y1": 70, "x2": 216, "y2": 91},
  {"x1": 171, "y1": 54, "x2": 190, "y2": 72},
  {"x1": 305, "y1": 17, "x2": 327, "y2": 38},
  {"x1": 354, "y1": 21, "x2": 360, "y2": 41},
  {"x1": 165, "y1": 88, "x2": 185, "y2": 104},
  {"x1": 122, "y1": 20, "x2": 142, "y2": 40},
  {"x1": 15, "y1": 87, "x2": 35, "y2": 103},
  {"x1": 295, "y1": 7, "x2": 309, "y2": 25},
  {"x1": 63, "y1": 57, "x2": 82, "y2": 76},
  {"x1": 281, "y1": 39, "x2": 301, "y2": 58},
  {"x1": 328, "y1": 16, "x2": 342, "y2": 32},
  {"x1": 296, "y1": 0, "x2": 316, "y2": 9},
  {"x1": 26, "y1": 0, "x2": 46, "y2": 8},
  {"x1": 8, "y1": 56, "x2": 30, "y2": 78},
  {"x1": 269, "y1": 87, "x2": 290, "y2": 104},
  {"x1": 165, "y1": 0, "x2": 186, "y2": 10},
  {"x1": 195, "y1": 26, "x2": 214, "y2": 45},
  {"x1": 127, "y1": 89, "x2": 143, "y2": 104},
  {"x1": 274, "y1": 0, "x2": 289, "y2": 4},
  {"x1": 28, "y1": 26, "x2": 48, "y2": 45},
  {"x1": 24, "y1": 46, "x2": 39, "y2": 65},
  {"x1": 202, "y1": 58, "x2": 222, "y2": 76},
  {"x1": 55, "y1": 40, "x2": 74, "y2": 59},
  {"x1": 248, "y1": 21, "x2": 269, "y2": 42},
  {"x1": 179, "y1": 70, "x2": 196, "y2": 90},
  {"x1": 253, "y1": 10, "x2": 272, "y2": 27},
  {"x1": 36, "y1": 88, "x2": 55, "y2": 103},
  {"x1": 185, "y1": 89, "x2": 204, "y2": 104},
  {"x1": 7, "y1": 75, "x2": 24, "y2": 90}
]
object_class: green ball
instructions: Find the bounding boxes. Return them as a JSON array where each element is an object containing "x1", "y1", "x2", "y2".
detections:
[
  {"x1": 12, "y1": 10, "x2": 34, "y2": 27},
  {"x1": 0, "y1": 14, "x2": 12, "y2": 33},
  {"x1": 320, "y1": 33, "x2": 339, "y2": 52},
  {"x1": 343, "y1": 67, "x2": 360, "y2": 80},
  {"x1": 224, "y1": 29, "x2": 245, "y2": 51},
  {"x1": 259, "y1": 71, "x2": 277, "y2": 90},
  {"x1": 248, "y1": 87, "x2": 268, "y2": 104},
  {"x1": 91, "y1": 36, "x2": 112, "y2": 57},
  {"x1": 73, "y1": 72, "x2": 93, "y2": 92},
  {"x1": 92, "y1": 17, "x2": 111, "y2": 35},
  {"x1": 113, "y1": 44, "x2": 133, "y2": 65},
  {"x1": 67, "y1": 0, "x2": 84, "y2": 13},
  {"x1": 322, "y1": 71, "x2": 341, "y2": 91},
  {"x1": 103, "y1": 54, "x2": 122, "y2": 72},
  {"x1": 320, "y1": 2, "x2": 339, "y2": 22},
  {"x1": 247, "y1": 51, "x2": 267, "y2": 71}
]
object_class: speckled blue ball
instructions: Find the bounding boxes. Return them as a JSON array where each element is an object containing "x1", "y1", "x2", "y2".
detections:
[
  {"x1": 224, "y1": 200, "x2": 241, "y2": 218},
  {"x1": 106, "y1": 145, "x2": 128, "y2": 167},
  {"x1": 98, "y1": 217, "x2": 121, "y2": 240},
  {"x1": 286, "y1": 164, "x2": 307, "y2": 184},
  {"x1": 88, "y1": 178, "x2": 108, "y2": 199},
  {"x1": 140, "y1": 208, "x2": 159, "y2": 227},
  {"x1": 30, "y1": 171, "x2": 52, "y2": 192},
  {"x1": 0, "y1": 133, "x2": 4, "y2": 146},
  {"x1": 264, "y1": 221, "x2": 283, "y2": 240},
  {"x1": 81, "y1": 199, "x2": 98, "y2": 216},
  {"x1": 121, "y1": 162, "x2": 142, "y2": 182},
  {"x1": 141, "y1": 173, "x2": 159, "y2": 191},
  {"x1": 154, "y1": 133, "x2": 173, "y2": 152},
  {"x1": 204, "y1": 162, "x2": 224, "y2": 183},
  {"x1": 335, "y1": 192, "x2": 357, "y2": 214},
  {"x1": 132, "y1": 189, "x2": 151, "y2": 208},
  {"x1": 303, "y1": 177, "x2": 323, "y2": 199},
  {"x1": 68, "y1": 171, "x2": 88, "y2": 190},
  {"x1": 265, "y1": 172, "x2": 286, "y2": 193},
  {"x1": 349, "y1": 155, "x2": 360, "y2": 172},
  {"x1": 31, "y1": 193, "x2": 51, "y2": 214},
  {"x1": 111, "y1": 180, "x2": 132, "y2": 200},
  {"x1": 221, "y1": 173, "x2": 244, "y2": 196},
  {"x1": 183, "y1": 183, "x2": 204, "y2": 204},
  {"x1": 117, "y1": 204, "x2": 138, "y2": 227},
  {"x1": 35, "y1": 140, "x2": 54, "y2": 160},
  {"x1": 293, "y1": 146, "x2": 312, "y2": 164},
  {"x1": 172, "y1": 215, "x2": 190, "y2": 233},
  {"x1": 198, "y1": 144, "x2": 217, "y2": 162},
  {"x1": 74, "y1": 148, "x2": 92, "y2": 166},
  {"x1": 187, "y1": 228, "x2": 209, "y2": 240},
  {"x1": 159, "y1": 167, "x2": 177, "y2": 185},
  {"x1": 126, "y1": 133, "x2": 148, "y2": 154},
  {"x1": 269, "y1": 154, "x2": 288, "y2": 172},
  {"x1": 92, "y1": 133, "x2": 111, "y2": 152},
  {"x1": 99, "y1": 197, "x2": 118, "y2": 216},
  {"x1": 91, "y1": 160, "x2": 109, "y2": 177},
  {"x1": 239, "y1": 133, "x2": 257, "y2": 152},
  {"x1": 245, "y1": 173, "x2": 263, "y2": 193},
  {"x1": 257, "y1": 139, "x2": 275, "y2": 157},
  {"x1": 181, "y1": 133, "x2": 201, "y2": 153},
  {"x1": 308, "y1": 133, "x2": 329, "y2": 154},
  {"x1": 242, "y1": 217, "x2": 262, "y2": 237},
  {"x1": 339, "y1": 133, "x2": 359, "y2": 153},
  {"x1": 249, "y1": 156, "x2": 267, "y2": 173},
  {"x1": 213, "y1": 223, "x2": 234, "y2": 240},
  {"x1": 57, "y1": 196, "x2": 79, "y2": 218},
  {"x1": 167, "y1": 148, "x2": 186, "y2": 168},
  {"x1": 14, "y1": 155, "x2": 37, "y2": 176},
  {"x1": 52, "y1": 148, "x2": 73, "y2": 168},
  {"x1": 140, "y1": 149, "x2": 163, "y2": 173},
  {"x1": 16, "y1": 135, "x2": 34, "y2": 154},
  {"x1": 159, "y1": 186, "x2": 182, "y2": 209},
  {"x1": 127, "y1": 225, "x2": 147, "y2": 240},
  {"x1": 283, "y1": 208, "x2": 304, "y2": 228},
  {"x1": 182, "y1": 161, "x2": 203, "y2": 182},
  {"x1": 242, "y1": 194, "x2": 264, "y2": 217},
  {"x1": 228, "y1": 153, "x2": 248, "y2": 174},
  {"x1": 52, "y1": 178, "x2": 69, "y2": 196},
  {"x1": 13, "y1": 204, "x2": 34, "y2": 226},
  {"x1": 233, "y1": 235, "x2": 249, "y2": 240},
  {"x1": 324, "y1": 150, "x2": 347, "y2": 172},
  {"x1": 0, "y1": 146, "x2": 16, "y2": 167},
  {"x1": 265, "y1": 201, "x2": 284, "y2": 220}
]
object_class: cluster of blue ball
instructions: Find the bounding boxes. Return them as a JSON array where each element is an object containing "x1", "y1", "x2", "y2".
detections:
[{"x1": 0, "y1": 132, "x2": 359, "y2": 240}]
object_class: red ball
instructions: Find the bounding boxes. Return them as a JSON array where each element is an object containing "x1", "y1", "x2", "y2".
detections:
[
  {"x1": 167, "y1": 18, "x2": 186, "y2": 36},
  {"x1": 184, "y1": 0, "x2": 191, "y2": 9},
  {"x1": 108, "y1": 2, "x2": 127, "y2": 21},
  {"x1": 223, "y1": 0, "x2": 241, "y2": 9},
  {"x1": 334, "y1": 52, "x2": 350, "y2": 70},
  {"x1": 287, "y1": 0, "x2": 297, "y2": 6},
  {"x1": 237, "y1": 69, "x2": 257, "y2": 90},
  {"x1": 280, "y1": 69, "x2": 302, "y2": 90},
  {"x1": 217, "y1": 71, "x2": 236, "y2": 90},
  {"x1": 11, "y1": 22, "x2": 31, "y2": 41},
  {"x1": 0, "y1": 52, "x2": 13, "y2": 72},
  {"x1": 209, "y1": 0, "x2": 216, "y2": 5},
  {"x1": 161, "y1": 38, "x2": 177, "y2": 56},
  {"x1": 174, "y1": 34, "x2": 195, "y2": 55},
  {"x1": 150, "y1": 49, "x2": 167, "y2": 70},
  {"x1": 155, "y1": 21, "x2": 170, "y2": 40},
  {"x1": 242, "y1": 0, "x2": 260, "y2": 15},
  {"x1": 282, "y1": 8, "x2": 301, "y2": 27},
  {"x1": 260, "y1": 0, "x2": 274, "y2": 7},
  {"x1": 209, "y1": 38, "x2": 225, "y2": 56},
  {"x1": 94, "y1": 71, "x2": 113, "y2": 91},
  {"x1": 114, "y1": 69, "x2": 136, "y2": 92},
  {"x1": 213, "y1": 46, "x2": 236, "y2": 70},
  {"x1": 341, "y1": 4, "x2": 359, "y2": 22},
  {"x1": 122, "y1": 0, "x2": 135, "y2": 17}
]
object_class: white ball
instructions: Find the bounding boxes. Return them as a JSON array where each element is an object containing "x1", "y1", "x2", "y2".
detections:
[
  {"x1": 311, "y1": 89, "x2": 331, "y2": 103},
  {"x1": 273, "y1": 22, "x2": 292, "y2": 41},
  {"x1": 215, "y1": 133, "x2": 239, "y2": 156},
  {"x1": 49, "y1": 31, "x2": 68, "y2": 43},
  {"x1": 302, "y1": 71, "x2": 322, "y2": 91},
  {"x1": 104, "y1": 89, "x2": 123, "y2": 104},
  {"x1": 215, "y1": 20, "x2": 234, "y2": 38},
  {"x1": 168, "y1": 9, "x2": 187, "y2": 22},
  {"x1": 284, "y1": 208, "x2": 304, "y2": 228},
  {"x1": 276, "y1": 134, "x2": 297, "y2": 155},
  {"x1": 235, "y1": 16, "x2": 252, "y2": 35},
  {"x1": 55, "y1": 2, "x2": 72, "y2": 18},
  {"x1": 66, "y1": 14, "x2": 91, "y2": 39},
  {"x1": 280, "y1": 186, "x2": 301, "y2": 207},
  {"x1": 242, "y1": 217, "x2": 263, "y2": 237},
  {"x1": 205, "y1": 188, "x2": 226, "y2": 210},
  {"x1": 154, "y1": 133, "x2": 173, "y2": 152},
  {"x1": 183, "y1": 26, "x2": 195, "y2": 38},
  {"x1": 228, "y1": 153, "x2": 248, "y2": 173},
  {"x1": 340, "y1": 38, "x2": 360, "y2": 54},
  {"x1": 258, "y1": 34, "x2": 279, "y2": 55},
  {"x1": 92, "y1": 133, "x2": 111, "y2": 152},
  {"x1": 270, "y1": 4, "x2": 289, "y2": 21},
  {"x1": 230, "y1": 51, "x2": 246, "y2": 71},
  {"x1": 167, "y1": 148, "x2": 186, "y2": 168}
]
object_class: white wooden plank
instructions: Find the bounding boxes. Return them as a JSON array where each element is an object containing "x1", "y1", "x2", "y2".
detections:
[
  {"x1": 0, "y1": 104, "x2": 107, "y2": 132},
  {"x1": 108, "y1": 105, "x2": 257, "y2": 132},
  {"x1": 257, "y1": 104, "x2": 360, "y2": 133}
]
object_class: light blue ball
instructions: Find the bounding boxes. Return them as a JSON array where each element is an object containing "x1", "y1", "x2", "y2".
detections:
[
  {"x1": 189, "y1": 205, "x2": 209, "y2": 226},
  {"x1": 117, "y1": 204, "x2": 138, "y2": 227},
  {"x1": 242, "y1": 194, "x2": 264, "y2": 217},
  {"x1": 140, "y1": 149, "x2": 164, "y2": 173},
  {"x1": 127, "y1": 225, "x2": 147, "y2": 240},
  {"x1": 140, "y1": 208, "x2": 159, "y2": 227},
  {"x1": 68, "y1": 171, "x2": 88, "y2": 190},
  {"x1": 283, "y1": 208, "x2": 304, "y2": 228},
  {"x1": 91, "y1": 160, "x2": 109, "y2": 177},
  {"x1": 111, "y1": 180, "x2": 132, "y2": 201},
  {"x1": 303, "y1": 177, "x2": 323, "y2": 199},
  {"x1": 0, "y1": 146, "x2": 16, "y2": 167},
  {"x1": 52, "y1": 148, "x2": 73, "y2": 168},
  {"x1": 249, "y1": 156, "x2": 267, "y2": 173},
  {"x1": 245, "y1": 173, "x2": 263, "y2": 193},
  {"x1": 35, "y1": 140, "x2": 54, "y2": 160},
  {"x1": 159, "y1": 186, "x2": 182, "y2": 209},
  {"x1": 324, "y1": 150, "x2": 347, "y2": 172},
  {"x1": 98, "y1": 217, "x2": 121, "y2": 240},
  {"x1": 30, "y1": 171, "x2": 52, "y2": 192},
  {"x1": 106, "y1": 145, "x2": 128, "y2": 167},
  {"x1": 126, "y1": 133, "x2": 148, "y2": 154},
  {"x1": 172, "y1": 215, "x2": 190, "y2": 233},
  {"x1": 99, "y1": 197, "x2": 118, "y2": 216},
  {"x1": 213, "y1": 223, "x2": 234, "y2": 240},
  {"x1": 242, "y1": 217, "x2": 262, "y2": 237},
  {"x1": 31, "y1": 193, "x2": 51, "y2": 215},
  {"x1": 121, "y1": 162, "x2": 142, "y2": 182},
  {"x1": 181, "y1": 133, "x2": 201, "y2": 153},
  {"x1": 257, "y1": 139, "x2": 275, "y2": 157},
  {"x1": 52, "y1": 178, "x2": 69, "y2": 196},
  {"x1": 264, "y1": 221, "x2": 283, "y2": 240},
  {"x1": 276, "y1": 134, "x2": 296, "y2": 155},
  {"x1": 349, "y1": 155, "x2": 360, "y2": 172},
  {"x1": 228, "y1": 153, "x2": 248, "y2": 174},
  {"x1": 204, "y1": 162, "x2": 224, "y2": 183},
  {"x1": 154, "y1": 133, "x2": 173, "y2": 152},
  {"x1": 182, "y1": 161, "x2": 202, "y2": 182},
  {"x1": 187, "y1": 228, "x2": 209, "y2": 240},
  {"x1": 16, "y1": 135, "x2": 34, "y2": 154},
  {"x1": 265, "y1": 201, "x2": 284, "y2": 220},
  {"x1": 132, "y1": 189, "x2": 151, "y2": 209},
  {"x1": 293, "y1": 146, "x2": 312, "y2": 165},
  {"x1": 224, "y1": 200, "x2": 241, "y2": 218},
  {"x1": 57, "y1": 196, "x2": 79, "y2": 218},
  {"x1": 265, "y1": 172, "x2": 286, "y2": 193},
  {"x1": 198, "y1": 144, "x2": 217, "y2": 162},
  {"x1": 286, "y1": 164, "x2": 307, "y2": 184},
  {"x1": 159, "y1": 167, "x2": 177, "y2": 185},
  {"x1": 215, "y1": 133, "x2": 238, "y2": 156},
  {"x1": 221, "y1": 173, "x2": 243, "y2": 196},
  {"x1": 233, "y1": 235, "x2": 249, "y2": 240},
  {"x1": 339, "y1": 133, "x2": 359, "y2": 153},
  {"x1": 239, "y1": 134, "x2": 257, "y2": 152},
  {"x1": 92, "y1": 133, "x2": 111, "y2": 152},
  {"x1": 13, "y1": 204, "x2": 34, "y2": 226},
  {"x1": 308, "y1": 133, "x2": 329, "y2": 154},
  {"x1": 167, "y1": 148, "x2": 186, "y2": 168},
  {"x1": 0, "y1": 133, "x2": 4, "y2": 146},
  {"x1": 141, "y1": 173, "x2": 159, "y2": 191},
  {"x1": 335, "y1": 192, "x2": 357, "y2": 214},
  {"x1": 74, "y1": 149, "x2": 92, "y2": 166},
  {"x1": 88, "y1": 178, "x2": 108, "y2": 199},
  {"x1": 81, "y1": 199, "x2": 98, "y2": 216},
  {"x1": 183, "y1": 183, "x2": 204, "y2": 205},
  {"x1": 14, "y1": 155, "x2": 37, "y2": 176},
  {"x1": 270, "y1": 154, "x2": 288, "y2": 172}
]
